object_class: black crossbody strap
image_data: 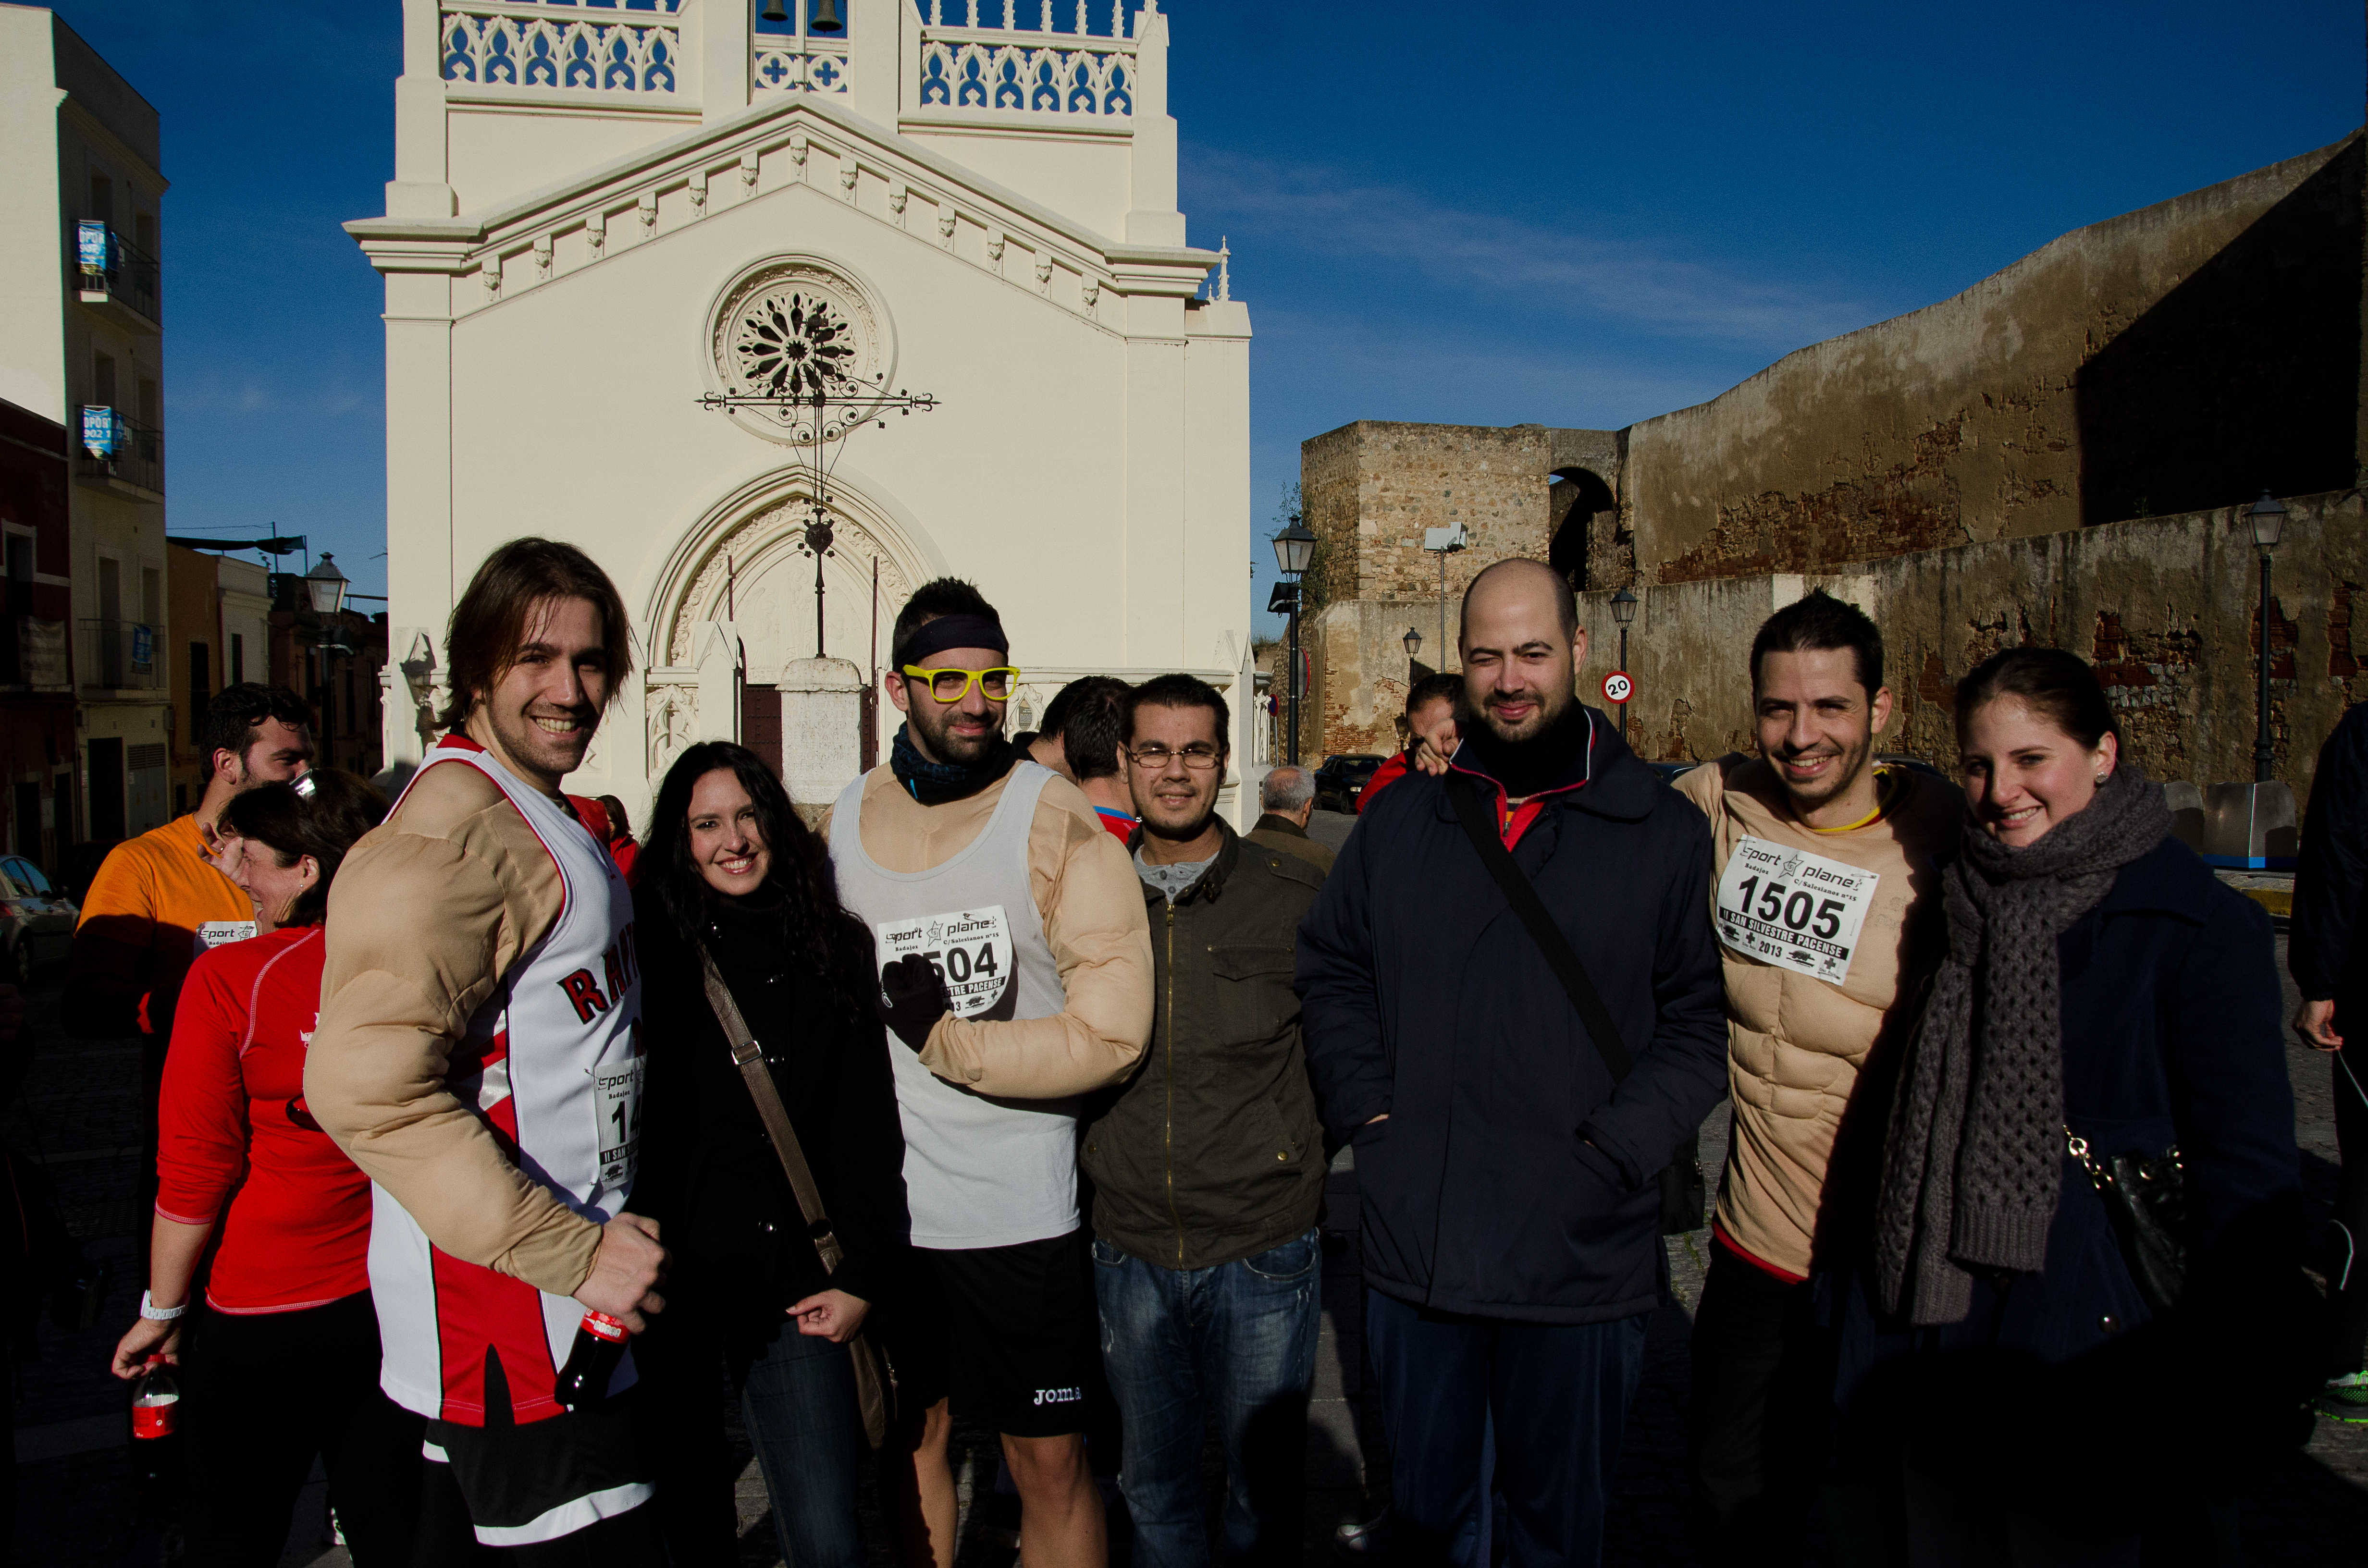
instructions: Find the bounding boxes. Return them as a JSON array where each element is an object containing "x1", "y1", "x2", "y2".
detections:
[{"x1": 1443, "y1": 771, "x2": 1634, "y2": 1082}]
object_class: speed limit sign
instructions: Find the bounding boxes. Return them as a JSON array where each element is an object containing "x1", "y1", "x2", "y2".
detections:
[{"x1": 1602, "y1": 670, "x2": 1633, "y2": 705}]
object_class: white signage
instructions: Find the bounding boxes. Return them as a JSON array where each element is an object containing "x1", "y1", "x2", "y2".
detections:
[
  {"x1": 873, "y1": 905, "x2": 1016, "y2": 1020},
  {"x1": 1713, "y1": 836, "x2": 1879, "y2": 987}
]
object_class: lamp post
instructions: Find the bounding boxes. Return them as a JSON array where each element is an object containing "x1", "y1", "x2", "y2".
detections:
[
  {"x1": 2247, "y1": 491, "x2": 2286, "y2": 783},
  {"x1": 301, "y1": 554, "x2": 351, "y2": 766},
  {"x1": 1610, "y1": 587, "x2": 1639, "y2": 735},
  {"x1": 1272, "y1": 519, "x2": 1316, "y2": 765},
  {"x1": 1403, "y1": 625, "x2": 1422, "y2": 671}
]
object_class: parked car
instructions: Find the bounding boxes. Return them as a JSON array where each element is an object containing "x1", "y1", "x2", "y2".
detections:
[
  {"x1": 1312, "y1": 754, "x2": 1388, "y2": 814},
  {"x1": 0, "y1": 856, "x2": 77, "y2": 978}
]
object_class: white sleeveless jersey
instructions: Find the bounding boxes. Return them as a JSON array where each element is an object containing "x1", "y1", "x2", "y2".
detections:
[{"x1": 369, "y1": 735, "x2": 645, "y2": 1428}]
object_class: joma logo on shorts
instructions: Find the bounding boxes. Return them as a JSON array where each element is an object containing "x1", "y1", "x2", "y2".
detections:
[{"x1": 1032, "y1": 1386, "x2": 1084, "y2": 1406}]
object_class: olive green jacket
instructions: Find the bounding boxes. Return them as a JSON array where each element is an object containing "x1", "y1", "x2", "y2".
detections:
[{"x1": 1080, "y1": 821, "x2": 1329, "y2": 1270}]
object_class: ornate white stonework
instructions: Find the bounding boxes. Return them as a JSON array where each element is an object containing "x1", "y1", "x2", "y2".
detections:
[{"x1": 356, "y1": 0, "x2": 1258, "y2": 821}]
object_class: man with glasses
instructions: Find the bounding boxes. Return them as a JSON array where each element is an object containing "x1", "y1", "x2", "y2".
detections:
[
  {"x1": 820, "y1": 577, "x2": 1151, "y2": 1568},
  {"x1": 1077, "y1": 673, "x2": 1329, "y2": 1568}
]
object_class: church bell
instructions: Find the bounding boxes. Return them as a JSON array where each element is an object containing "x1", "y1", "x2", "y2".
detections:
[{"x1": 809, "y1": 0, "x2": 844, "y2": 33}]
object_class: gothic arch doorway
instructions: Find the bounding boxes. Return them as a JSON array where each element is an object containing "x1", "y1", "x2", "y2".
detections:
[{"x1": 1548, "y1": 467, "x2": 1616, "y2": 591}]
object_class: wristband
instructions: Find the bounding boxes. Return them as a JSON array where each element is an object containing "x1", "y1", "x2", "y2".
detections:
[{"x1": 139, "y1": 1290, "x2": 186, "y2": 1322}]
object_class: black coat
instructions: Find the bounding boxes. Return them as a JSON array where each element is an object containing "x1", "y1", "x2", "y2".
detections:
[
  {"x1": 1295, "y1": 706, "x2": 1729, "y2": 1324},
  {"x1": 630, "y1": 882, "x2": 910, "y2": 1339},
  {"x1": 2294, "y1": 698, "x2": 2368, "y2": 1007},
  {"x1": 1836, "y1": 837, "x2": 2308, "y2": 1494}
]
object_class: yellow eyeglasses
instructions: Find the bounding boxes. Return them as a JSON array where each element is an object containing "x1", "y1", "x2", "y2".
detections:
[{"x1": 902, "y1": 664, "x2": 1020, "y2": 703}]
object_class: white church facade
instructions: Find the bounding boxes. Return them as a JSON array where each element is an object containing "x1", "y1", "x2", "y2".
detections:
[{"x1": 349, "y1": 0, "x2": 1254, "y2": 818}]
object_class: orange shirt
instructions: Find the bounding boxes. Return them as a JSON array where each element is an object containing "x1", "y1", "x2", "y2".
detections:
[{"x1": 71, "y1": 814, "x2": 256, "y2": 1040}]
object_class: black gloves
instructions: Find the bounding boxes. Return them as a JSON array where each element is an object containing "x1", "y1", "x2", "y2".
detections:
[{"x1": 877, "y1": 953, "x2": 953, "y2": 1053}]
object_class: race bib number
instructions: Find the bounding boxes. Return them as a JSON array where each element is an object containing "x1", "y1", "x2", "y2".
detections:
[
  {"x1": 593, "y1": 1053, "x2": 644, "y2": 1188},
  {"x1": 873, "y1": 906, "x2": 1015, "y2": 1020},
  {"x1": 1714, "y1": 837, "x2": 1879, "y2": 987},
  {"x1": 192, "y1": 919, "x2": 256, "y2": 957}
]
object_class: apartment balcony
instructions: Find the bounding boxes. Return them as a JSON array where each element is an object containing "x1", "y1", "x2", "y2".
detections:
[
  {"x1": 75, "y1": 221, "x2": 161, "y2": 333},
  {"x1": 79, "y1": 619, "x2": 164, "y2": 693},
  {"x1": 76, "y1": 407, "x2": 163, "y2": 502}
]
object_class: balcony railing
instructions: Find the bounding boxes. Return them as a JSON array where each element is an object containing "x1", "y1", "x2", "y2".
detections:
[
  {"x1": 76, "y1": 221, "x2": 161, "y2": 329},
  {"x1": 80, "y1": 619, "x2": 164, "y2": 692},
  {"x1": 78, "y1": 407, "x2": 163, "y2": 498}
]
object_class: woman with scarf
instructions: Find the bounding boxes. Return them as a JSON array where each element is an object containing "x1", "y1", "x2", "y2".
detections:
[
  {"x1": 1841, "y1": 648, "x2": 2306, "y2": 1564},
  {"x1": 629, "y1": 741, "x2": 910, "y2": 1568}
]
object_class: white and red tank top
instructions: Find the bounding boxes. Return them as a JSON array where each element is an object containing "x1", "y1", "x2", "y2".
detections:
[{"x1": 369, "y1": 735, "x2": 644, "y2": 1427}]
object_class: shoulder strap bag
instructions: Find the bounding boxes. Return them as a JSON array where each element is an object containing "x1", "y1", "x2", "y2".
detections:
[
  {"x1": 1443, "y1": 772, "x2": 1706, "y2": 1236},
  {"x1": 699, "y1": 951, "x2": 896, "y2": 1448}
]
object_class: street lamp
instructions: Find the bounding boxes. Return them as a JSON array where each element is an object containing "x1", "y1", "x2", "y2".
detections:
[
  {"x1": 303, "y1": 553, "x2": 348, "y2": 617},
  {"x1": 1610, "y1": 586, "x2": 1638, "y2": 674},
  {"x1": 2248, "y1": 490, "x2": 2286, "y2": 782},
  {"x1": 1272, "y1": 520, "x2": 1316, "y2": 764},
  {"x1": 1402, "y1": 626, "x2": 1422, "y2": 664}
]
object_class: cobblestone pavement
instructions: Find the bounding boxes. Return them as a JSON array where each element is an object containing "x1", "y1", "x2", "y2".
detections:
[{"x1": 7, "y1": 851, "x2": 2367, "y2": 1563}]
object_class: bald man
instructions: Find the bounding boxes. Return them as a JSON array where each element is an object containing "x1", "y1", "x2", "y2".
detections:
[{"x1": 1296, "y1": 558, "x2": 1726, "y2": 1567}]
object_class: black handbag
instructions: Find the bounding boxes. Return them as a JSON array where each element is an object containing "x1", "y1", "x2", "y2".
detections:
[
  {"x1": 1444, "y1": 773, "x2": 1708, "y2": 1236},
  {"x1": 2066, "y1": 1126, "x2": 2185, "y2": 1315}
]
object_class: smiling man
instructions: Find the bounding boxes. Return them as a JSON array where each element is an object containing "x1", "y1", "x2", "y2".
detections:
[
  {"x1": 309, "y1": 539, "x2": 669, "y2": 1562},
  {"x1": 820, "y1": 577, "x2": 1150, "y2": 1568},
  {"x1": 1672, "y1": 590, "x2": 1960, "y2": 1563},
  {"x1": 1078, "y1": 674, "x2": 1328, "y2": 1568},
  {"x1": 1298, "y1": 557, "x2": 1727, "y2": 1567}
]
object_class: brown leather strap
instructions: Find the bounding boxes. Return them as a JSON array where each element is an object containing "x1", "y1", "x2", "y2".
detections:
[{"x1": 700, "y1": 951, "x2": 846, "y2": 1275}]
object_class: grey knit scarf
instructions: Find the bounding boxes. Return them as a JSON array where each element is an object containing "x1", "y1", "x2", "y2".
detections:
[{"x1": 1873, "y1": 763, "x2": 2172, "y2": 1325}]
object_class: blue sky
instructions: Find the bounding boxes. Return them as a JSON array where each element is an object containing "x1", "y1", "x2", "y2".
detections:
[{"x1": 50, "y1": 0, "x2": 2368, "y2": 633}]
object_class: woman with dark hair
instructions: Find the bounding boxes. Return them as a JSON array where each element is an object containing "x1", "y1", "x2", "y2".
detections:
[
  {"x1": 108, "y1": 769, "x2": 429, "y2": 1566},
  {"x1": 1838, "y1": 648, "x2": 2306, "y2": 1563},
  {"x1": 631, "y1": 742, "x2": 909, "y2": 1568}
]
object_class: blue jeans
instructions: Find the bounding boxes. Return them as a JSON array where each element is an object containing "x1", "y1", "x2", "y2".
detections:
[
  {"x1": 1092, "y1": 1228, "x2": 1324, "y2": 1568},
  {"x1": 1366, "y1": 1289, "x2": 1649, "y2": 1568},
  {"x1": 737, "y1": 1319, "x2": 866, "y2": 1568}
]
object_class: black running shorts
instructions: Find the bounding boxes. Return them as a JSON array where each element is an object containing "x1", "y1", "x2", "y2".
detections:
[
  {"x1": 425, "y1": 1392, "x2": 655, "y2": 1549},
  {"x1": 889, "y1": 1228, "x2": 1097, "y2": 1438}
]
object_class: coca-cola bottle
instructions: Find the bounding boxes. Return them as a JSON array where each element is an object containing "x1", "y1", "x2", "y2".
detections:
[
  {"x1": 129, "y1": 1356, "x2": 181, "y2": 1519},
  {"x1": 554, "y1": 1311, "x2": 630, "y2": 1410}
]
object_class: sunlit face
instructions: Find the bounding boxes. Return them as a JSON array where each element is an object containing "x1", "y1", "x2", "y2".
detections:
[
  {"x1": 1755, "y1": 647, "x2": 1892, "y2": 817},
  {"x1": 686, "y1": 768, "x2": 771, "y2": 897},
  {"x1": 231, "y1": 835, "x2": 317, "y2": 931},
  {"x1": 1127, "y1": 701, "x2": 1226, "y2": 841},
  {"x1": 886, "y1": 643, "x2": 1006, "y2": 767},
  {"x1": 476, "y1": 596, "x2": 610, "y2": 791},
  {"x1": 1959, "y1": 696, "x2": 2118, "y2": 848},
  {"x1": 1460, "y1": 569, "x2": 1582, "y2": 745},
  {"x1": 1406, "y1": 697, "x2": 1459, "y2": 760},
  {"x1": 217, "y1": 718, "x2": 313, "y2": 791}
]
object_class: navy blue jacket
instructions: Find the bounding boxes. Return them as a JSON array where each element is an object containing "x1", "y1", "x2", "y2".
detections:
[
  {"x1": 2293, "y1": 699, "x2": 2368, "y2": 1005},
  {"x1": 1840, "y1": 837, "x2": 2301, "y2": 1389},
  {"x1": 1295, "y1": 706, "x2": 1728, "y2": 1324}
]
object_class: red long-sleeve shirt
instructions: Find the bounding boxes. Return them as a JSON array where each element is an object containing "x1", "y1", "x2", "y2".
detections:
[{"x1": 156, "y1": 925, "x2": 371, "y2": 1313}]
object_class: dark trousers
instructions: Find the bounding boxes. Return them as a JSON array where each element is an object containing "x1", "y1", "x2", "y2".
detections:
[
  {"x1": 179, "y1": 1291, "x2": 426, "y2": 1568},
  {"x1": 1366, "y1": 1288, "x2": 1649, "y2": 1568},
  {"x1": 638, "y1": 1303, "x2": 868, "y2": 1568},
  {"x1": 1687, "y1": 1246, "x2": 1836, "y2": 1564},
  {"x1": 2333, "y1": 1004, "x2": 2368, "y2": 1371}
]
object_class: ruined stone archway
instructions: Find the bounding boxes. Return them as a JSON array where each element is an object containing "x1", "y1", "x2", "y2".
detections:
[{"x1": 1548, "y1": 467, "x2": 1616, "y2": 590}]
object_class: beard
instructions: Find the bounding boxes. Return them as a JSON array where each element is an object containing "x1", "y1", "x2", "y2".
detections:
[
  {"x1": 488, "y1": 700, "x2": 597, "y2": 783},
  {"x1": 1474, "y1": 683, "x2": 1573, "y2": 746},
  {"x1": 1776, "y1": 730, "x2": 1876, "y2": 813},
  {"x1": 907, "y1": 699, "x2": 1004, "y2": 766}
]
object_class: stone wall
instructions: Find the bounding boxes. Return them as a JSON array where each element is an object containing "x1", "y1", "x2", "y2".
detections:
[
  {"x1": 1300, "y1": 421, "x2": 1622, "y2": 612},
  {"x1": 1584, "y1": 489, "x2": 2368, "y2": 806},
  {"x1": 1622, "y1": 134, "x2": 2364, "y2": 585}
]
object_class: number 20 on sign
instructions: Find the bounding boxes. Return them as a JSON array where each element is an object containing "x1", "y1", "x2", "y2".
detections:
[{"x1": 1602, "y1": 671, "x2": 1633, "y2": 705}]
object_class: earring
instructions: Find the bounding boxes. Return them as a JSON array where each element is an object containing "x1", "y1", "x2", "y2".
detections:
[{"x1": 2094, "y1": 774, "x2": 2109, "y2": 786}]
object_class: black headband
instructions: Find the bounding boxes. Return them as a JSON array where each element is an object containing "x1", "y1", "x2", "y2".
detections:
[{"x1": 895, "y1": 612, "x2": 1010, "y2": 670}]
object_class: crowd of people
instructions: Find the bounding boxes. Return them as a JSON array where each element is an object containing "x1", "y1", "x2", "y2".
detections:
[{"x1": 0, "y1": 534, "x2": 2357, "y2": 1567}]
